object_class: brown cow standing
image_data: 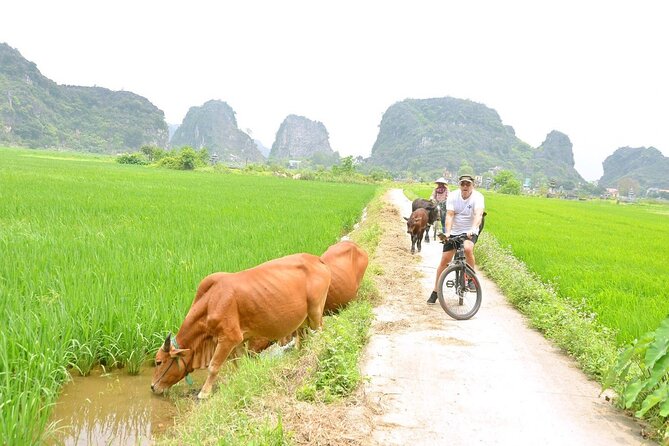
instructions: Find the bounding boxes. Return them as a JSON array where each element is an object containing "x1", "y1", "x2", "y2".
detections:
[
  {"x1": 412, "y1": 198, "x2": 438, "y2": 243},
  {"x1": 321, "y1": 240, "x2": 369, "y2": 312},
  {"x1": 404, "y1": 208, "x2": 428, "y2": 254},
  {"x1": 151, "y1": 253, "x2": 331, "y2": 399}
]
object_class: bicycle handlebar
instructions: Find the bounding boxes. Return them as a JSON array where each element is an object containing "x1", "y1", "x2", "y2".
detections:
[{"x1": 437, "y1": 233, "x2": 471, "y2": 245}]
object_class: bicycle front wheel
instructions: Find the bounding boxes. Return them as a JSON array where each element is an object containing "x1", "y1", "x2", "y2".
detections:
[{"x1": 437, "y1": 264, "x2": 482, "y2": 320}]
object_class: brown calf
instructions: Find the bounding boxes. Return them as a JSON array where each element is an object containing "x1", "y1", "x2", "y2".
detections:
[{"x1": 404, "y1": 208, "x2": 428, "y2": 254}]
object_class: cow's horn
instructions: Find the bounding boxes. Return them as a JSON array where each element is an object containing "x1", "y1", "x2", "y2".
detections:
[{"x1": 163, "y1": 333, "x2": 171, "y2": 352}]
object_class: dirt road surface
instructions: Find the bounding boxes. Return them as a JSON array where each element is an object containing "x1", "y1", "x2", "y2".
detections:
[{"x1": 359, "y1": 189, "x2": 652, "y2": 445}]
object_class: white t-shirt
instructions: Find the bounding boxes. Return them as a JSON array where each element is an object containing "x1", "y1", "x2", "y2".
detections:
[{"x1": 446, "y1": 189, "x2": 485, "y2": 235}]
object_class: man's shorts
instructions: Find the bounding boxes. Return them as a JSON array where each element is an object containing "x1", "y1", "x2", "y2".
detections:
[{"x1": 442, "y1": 233, "x2": 479, "y2": 252}]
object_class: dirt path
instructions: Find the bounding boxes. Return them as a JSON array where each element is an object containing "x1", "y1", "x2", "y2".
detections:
[{"x1": 360, "y1": 189, "x2": 652, "y2": 445}]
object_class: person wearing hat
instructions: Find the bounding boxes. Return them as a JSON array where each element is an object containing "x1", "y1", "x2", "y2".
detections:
[
  {"x1": 430, "y1": 177, "x2": 449, "y2": 233},
  {"x1": 427, "y1": 174, "x2": 485, "y2": 304}
]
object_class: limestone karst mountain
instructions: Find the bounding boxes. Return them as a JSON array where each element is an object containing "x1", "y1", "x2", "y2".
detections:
[
  {"x1": 269, "y1": 114, "x2": 339, "y2": 166},
  {"x1": 169, "y1": 100, "x2": 264, "y2": 164},
  {"x1": 0, "y1": 42, "x2": 168, "y2": 153},
  {"x1": 365, "y1": 97, "x2": 585, "y2": 185},
  {"x1": 599, "y1": 146, "x2": 669, "y2": 190}
]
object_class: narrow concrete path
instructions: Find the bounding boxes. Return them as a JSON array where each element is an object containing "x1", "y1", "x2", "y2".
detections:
[{"x1": 361, "y1": 189, "x2": 652, "y2": 445}]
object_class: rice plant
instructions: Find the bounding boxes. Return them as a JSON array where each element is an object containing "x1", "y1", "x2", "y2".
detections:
[{"x1": 0, "y1": 147, "x2": 376, "y2": 444}]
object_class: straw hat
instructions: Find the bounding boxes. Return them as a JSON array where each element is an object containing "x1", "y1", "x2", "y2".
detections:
[{"x1": 434, "y1": 177, "x2": 447, "y2": 184}]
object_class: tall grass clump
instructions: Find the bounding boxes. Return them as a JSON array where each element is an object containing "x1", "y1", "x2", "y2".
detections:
[
  {"x1": 297, "y1": 299, "x2": 372, "y2": 402},
  {"x1": 0, "y1": 147, "x2": 377, "y2": 444}
]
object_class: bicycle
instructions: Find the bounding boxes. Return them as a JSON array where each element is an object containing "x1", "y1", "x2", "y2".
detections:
[{"x1": 436, "y1": 233, "x2": 482, "y2": 320}]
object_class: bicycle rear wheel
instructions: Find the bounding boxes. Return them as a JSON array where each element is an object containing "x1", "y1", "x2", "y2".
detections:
[{"x1": 437, "y1": 264, "x2": 482, "y2": 320}]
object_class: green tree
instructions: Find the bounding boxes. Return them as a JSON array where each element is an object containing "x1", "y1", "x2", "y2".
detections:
[
  {"x1": 332, "y1": 156, "x2": 355, "y2": 175},
  {"x1": 493, "y1": 170, "x2": 522, "y2": 195},
  {"x1": 178, "y1": 147, "x2": 198, "y2": 170},
  {"x1": 458, "y1": 161, "x2": 474, "y2": 177}
]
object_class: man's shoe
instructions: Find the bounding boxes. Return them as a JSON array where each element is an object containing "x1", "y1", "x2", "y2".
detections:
[
  {"x1": 427, "y1": 291, "x2": 438, "y2": 304},
  {"x1": 466, "y1": 279, "x2": 476, "y2": 291}
]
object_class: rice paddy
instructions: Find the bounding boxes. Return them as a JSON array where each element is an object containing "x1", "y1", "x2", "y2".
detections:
[{"x1": 0, "y1": 147, "x2": 377, "y2": 444}]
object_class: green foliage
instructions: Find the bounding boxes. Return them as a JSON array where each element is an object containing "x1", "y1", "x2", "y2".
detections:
[
  {"x1": 493, "y1": 170, "x2": 522, "y2": 195},
  {"x1": 297, "y1": 299, "x2": 372, "y2": 402},
  {"x1": 604, "y1": 317, "x2": 669, "y2": 437},
  {"x1": 153, "y1": 146, "x2": 207, "y2": 170},
  {"x1": 178, "y1": 147, "x2": 197, "y2": 170},
  {"x1": 458, "y1": 161, "x2": 474, "y2": 177},
  {"x1": 331, "y1": 156, "x2": 355, "y2": 175},
  {"x1": 116, "y1": 152, "x2": 148, "y2": 165},
  {"x1": 140, "y1": 145, "x2": 168, "y2": 162}
]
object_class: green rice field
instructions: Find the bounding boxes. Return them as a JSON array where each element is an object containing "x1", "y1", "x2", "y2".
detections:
[
  {"x1": 407, "y1": 184, "x2": 669, "y2": 345},
  {"x1": 0, "y1": 147, "x2": 377, "y2": 444}
]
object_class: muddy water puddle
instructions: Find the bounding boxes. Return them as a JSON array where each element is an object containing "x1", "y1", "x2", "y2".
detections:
[{"x1": 47, "y1": 367, "x2": 208, "y2": 445}]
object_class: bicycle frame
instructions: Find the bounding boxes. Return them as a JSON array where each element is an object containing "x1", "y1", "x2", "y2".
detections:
[{"x1": 446, "y1": 235, "x2": 476, "y2": 300}]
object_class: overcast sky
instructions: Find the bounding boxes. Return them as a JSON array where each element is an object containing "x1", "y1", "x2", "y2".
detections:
[{"x1": 2, "y1": 1, "x2": 667, "y2": 181}]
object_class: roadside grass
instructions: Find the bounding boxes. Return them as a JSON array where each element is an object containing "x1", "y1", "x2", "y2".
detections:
[
  {"x1": 474, "y1": 233, "x2": 619, "y2": 379},
  {"x1": 0, "y1": 147, "x2": 378, "y2": 444},
  {"x1": 155, "y1": 188, "x2": 386, "y2": 445}
]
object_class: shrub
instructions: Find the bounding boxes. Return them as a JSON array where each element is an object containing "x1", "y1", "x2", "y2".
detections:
[{"x1": 116, "y1": 152, "x2": 148, "y2": 165}]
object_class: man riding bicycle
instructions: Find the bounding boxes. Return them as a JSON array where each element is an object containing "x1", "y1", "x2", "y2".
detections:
[{"x1": 427, "y1": 174, "x2": 485, "y2": 304}]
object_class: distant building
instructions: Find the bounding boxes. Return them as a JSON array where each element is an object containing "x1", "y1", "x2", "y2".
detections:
[
  {"x1": 604, "y1": 188, "x2": 618, "y2": 199},
  {"x1": 288, "y1": 160, "x2": 301, "y2": 169}
]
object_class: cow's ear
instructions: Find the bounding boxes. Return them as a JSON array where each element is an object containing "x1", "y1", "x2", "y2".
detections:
[{"x1": 170, "y1": 348, "x2": 191, "y2": 358}]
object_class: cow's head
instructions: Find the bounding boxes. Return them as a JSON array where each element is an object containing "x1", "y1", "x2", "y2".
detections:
[
  {"x1": 403, "y1": 216, "x2": 413, "y2": 234},
  {"x1": 151, "y1": 333, "x2": 192, "y2": 394}
]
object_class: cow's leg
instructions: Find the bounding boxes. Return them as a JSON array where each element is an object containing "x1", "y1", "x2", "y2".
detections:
[
  {"x1": 425, "y1": 225, "x2": 431, "y2": 243},
  {"x1": 411, "y1": 235, "x2": 416, "y2": 254},
  {"x1": 417, "y1": 232, "x2": 423, "y2": 252},
  {"x1": 198, "y1": 332, "x2": 243, "y2": 399}
]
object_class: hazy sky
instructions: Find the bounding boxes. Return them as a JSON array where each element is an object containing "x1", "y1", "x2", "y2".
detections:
[{"x1": 2, "y1": 1, "x2": 667, "y2": 180}]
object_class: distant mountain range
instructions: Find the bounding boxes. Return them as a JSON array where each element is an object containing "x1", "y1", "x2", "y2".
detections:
[{"x1": 2, "y1": 42, "x2": 666, "y2": 191}]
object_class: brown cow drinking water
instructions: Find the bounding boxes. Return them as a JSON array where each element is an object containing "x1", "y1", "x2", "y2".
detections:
[
  {"x1": 321, "y1": 240, "x2": 369, "y2": 312},
  {"x1": 404, "y1": 207, "x2": 429, "y2": 254},
  {"x1": 151, "y1": 253, "x2": 331, "y2": 399}
]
